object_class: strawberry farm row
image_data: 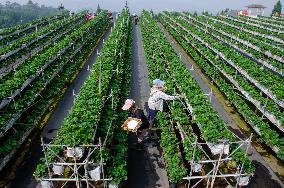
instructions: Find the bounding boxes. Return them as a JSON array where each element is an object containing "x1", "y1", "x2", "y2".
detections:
[
  {"x1": 203, "y1": 15, "x2": 284, "y2": 51},
  {"x1": 0, "y1": 11, "x2": 69, "y2": 45},
  {"x1": 34, "y1": 8, "x2": 131, "y2": 187},
  {"x1": 202, "y1": 15, "x2": 284, "y2": 64},
  {"x1": 0, "y1": 14, "x2": 67, "y2": 48},
  {"x1": 185, "y1": 14, "x2": 284, "y2": 72},
  {"x1": 237, "y1": 15, "x2": 284, "y2": 30},
  {"x1": 161, "y1": 13, "x2": 284, "y2": 130},
  {"x1": 266, "y1": 16, "x2": 284, "y2": 22},
  {"x1": 0, "y1": 28, "x2": 87, "y2": 137},
  {"x1": 175, "y1": 15, "x2": 284, "y2": 111},
  {"x1": 179, "y1": 15, "x2": 284, "y2": 104},
  {"x1": 159, "y1": 12, "x2": 284, "y2": 160},
  {"x1": 0, "y1": 11, "x2": 111, "y2": 172},
  {"x1": 225, "y1": 15, "x2": 284, "y2": 36},
  {"x1": 0, "y1": 12, "x2": 109, "y2": 136},
  {"x1": 0, "y1": 14, "x2": 87, "y2": 111},
  {"x1": 0, "y1": 13, "x2": 82, "y2": 64},
  {"x1": 0, "y1": 14, "x2": 85, "y2": 77},
  {"x1": 140, "y1": 11, "x2": 254, "y2": 185},
  {"x1": 217, "y1": 15, "x2": 284, "y2": 43},
  {"x1": 259, "y1": 16, "x2": 284, "y2": 25}
]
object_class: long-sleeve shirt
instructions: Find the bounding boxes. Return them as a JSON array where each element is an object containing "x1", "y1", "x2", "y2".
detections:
[{"x1": 148, "y1": 89, "x2": 179, "y2": 111}]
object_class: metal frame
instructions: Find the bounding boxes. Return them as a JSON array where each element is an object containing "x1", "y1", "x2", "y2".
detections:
[
  {"x1": 40, "y1": 136, "x2": 112, "y2": 188},
  {"x1": 181, "y1": 136, "x2": 252, "y2": 188},
  {"x1": 39, "y1": 90, "x2": 115, "y2": 188},
  {"x1": 170, "y1": 98, "x2": 253, "y2": 188},
  {"x1": 177, "y1": 92, "x2": 253, "y2": 188}
]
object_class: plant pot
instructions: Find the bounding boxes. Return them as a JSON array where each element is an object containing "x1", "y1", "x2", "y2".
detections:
[
  {"x1": 52, "y1": 164, "x2": 64, "y2": 175},
  {"x1": 208, "y1": 143, "x2": 230, "y2": 155},
  {"x1": 66, "y1": 147, "x2": 84, "y2": 158},
  {"x1": 108, "y1": 182, "x2": 119, "y2": 188},
  {"x1": 191, "y1": 162, "x2": 202, "y2": 172},
  {"x1": 238, "y1": 176, "x2": 250, "y2": 186},
  {"x1": 88, "y1": 166, "x2": 101, "y2": 180},
  {"x1": 40, "y1": 180, "x2": 52, "y2": 188}
]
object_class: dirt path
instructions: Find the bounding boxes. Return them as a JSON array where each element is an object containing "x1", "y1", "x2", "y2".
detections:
[
  {"x1": 4, "y1": 27, "x2": 113, "y2": 188},
  {"x1": 159, "y1": 23, "x2": 284, "y2": 188},
  {"x1": 126, "y1": 22, "x2": 169, "y2": 188}
]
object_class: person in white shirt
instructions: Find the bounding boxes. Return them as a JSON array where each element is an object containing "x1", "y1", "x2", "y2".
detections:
[{"x1": 148, "y1": 79, "x2": 183, "y2": 128}]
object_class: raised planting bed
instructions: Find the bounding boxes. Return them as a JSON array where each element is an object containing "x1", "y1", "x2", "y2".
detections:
[{"x1": 33, "y1": 8, "x2": 132, "y2": 187}]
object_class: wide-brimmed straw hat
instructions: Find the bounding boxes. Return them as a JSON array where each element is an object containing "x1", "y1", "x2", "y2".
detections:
[{"x1": 122, "y1": 99, "x2": 135, "y2": 110}]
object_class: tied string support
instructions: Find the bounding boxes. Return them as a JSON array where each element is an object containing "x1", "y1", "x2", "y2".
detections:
[{"x1": 100, "y1": 89, "x2": 114, "y2": 113}]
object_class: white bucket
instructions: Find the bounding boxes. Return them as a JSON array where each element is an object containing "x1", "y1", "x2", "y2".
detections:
[
  {"x1": 191, "y1": 162, "x2": 202, "y2": 172},
  {"x1": 88, "y1": 166, "x2": 101, "y2": 180},
  {"x1": 66, "y1": 147, "x2": 84, "y2": 158},
  {"x1": 238, "y1": 176, "x2": 250, "y2": 186},
  {"x1": 208, "y1": 143, "x2": 230, "y2": 155},
  {"x1": 40, "y1": 180, "x2": 52, "y2": 188},
  {"x1": 109, "y1": 182, "x2": 119, "y2": 188},
  {"x1": 52, "y1": 164, "x2": 64, "y2": 175}
]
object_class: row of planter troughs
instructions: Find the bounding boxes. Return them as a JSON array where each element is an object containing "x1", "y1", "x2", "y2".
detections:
[{"x1": 33, "y1": 8, "x2": 132, "y2": 187}]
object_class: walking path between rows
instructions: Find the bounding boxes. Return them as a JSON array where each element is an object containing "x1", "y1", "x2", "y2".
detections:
[
  {"x1": 159, "y1": 23, "x2": 284, "y2": 188},
  {"x1": 126, "y1": 22, "x2": 169, "y2": 188}
]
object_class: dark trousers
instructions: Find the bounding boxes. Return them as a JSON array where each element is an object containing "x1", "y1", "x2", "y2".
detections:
[{"x1": 148, "y1": 108, "x2": 158, "y2": 121}]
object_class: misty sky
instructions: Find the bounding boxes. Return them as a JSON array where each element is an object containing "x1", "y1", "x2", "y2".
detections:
[{"x1": 0, "y1": 0, "x2": 281, "y2": 15}]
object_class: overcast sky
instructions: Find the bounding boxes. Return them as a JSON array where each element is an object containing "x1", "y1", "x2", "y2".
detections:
[{"x1": 0, "y1": 0, "x2": 281, "y2": 15}]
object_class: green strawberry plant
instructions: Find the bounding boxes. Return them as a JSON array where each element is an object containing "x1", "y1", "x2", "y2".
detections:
[
  {"x1": 0, "y1": 11, "x2": 69, "y2": 45},
  {"x1": 34, "y1": 9, "x2": 132, "y2": 186},
  {"x1": 163, "y1": 12, "x2": 284, "y2": 127},
  {"x1": 0, "y1": 13, "x2": 85, "y2": 69},
  {"x1": 159, "y1": 12, "x2": 284, "y2": 161},
  {"x1": 0, "y1": 13, "x2": 109, "y2": 138},
  {"x1": 141, "y1": 11, "x2": 254, "y2": 178}
]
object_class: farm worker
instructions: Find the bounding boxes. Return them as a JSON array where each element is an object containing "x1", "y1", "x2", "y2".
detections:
[
  {"x1": 134, "y1": 15, "x2": 139, "y2": 25},
  {"x1": 132, "y1": 13, "x2": 139, "y2": 25},
  {"x1": 122, "y1": 99, "x2": 149, "y2": 129},
  {"x1": 122, "y1": 99, "x2": 149, "y2": 148},
  {"x1": 148, "y1": 79, "x2": 184, "y2": 128}
]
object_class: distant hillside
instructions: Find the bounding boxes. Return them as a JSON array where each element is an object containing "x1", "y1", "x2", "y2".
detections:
[{"x1": 0, "y1": 0, "x2": 60, "y2": 29}]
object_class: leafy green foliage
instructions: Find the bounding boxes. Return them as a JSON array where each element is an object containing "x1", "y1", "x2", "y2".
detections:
[
  {"x1": 159, "y1": 12, "x2": 284, "y2": 161},
  {"x1": 141, "y1": 10, "x2": 254, "y2": 177},
  {"x1": 272, "y1": 1, "x2": 282, "y2": 16},
  {"x1": 34, "y1": 9, "x2": 132, "y2": 185},
  {"x1": 0, "y1": 0, "x2": 59, "y2": 29}
]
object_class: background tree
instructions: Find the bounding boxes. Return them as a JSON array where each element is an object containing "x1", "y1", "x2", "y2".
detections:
[
  {"x1": 96, "y1": 4, "x2": 101, "y2": 13},
  {"x1": 271, "y1": 0, "x2": 282, "y2": 16},
  {"x1": 0, "y1": 0, "x2": 59, "y2": 29}
]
